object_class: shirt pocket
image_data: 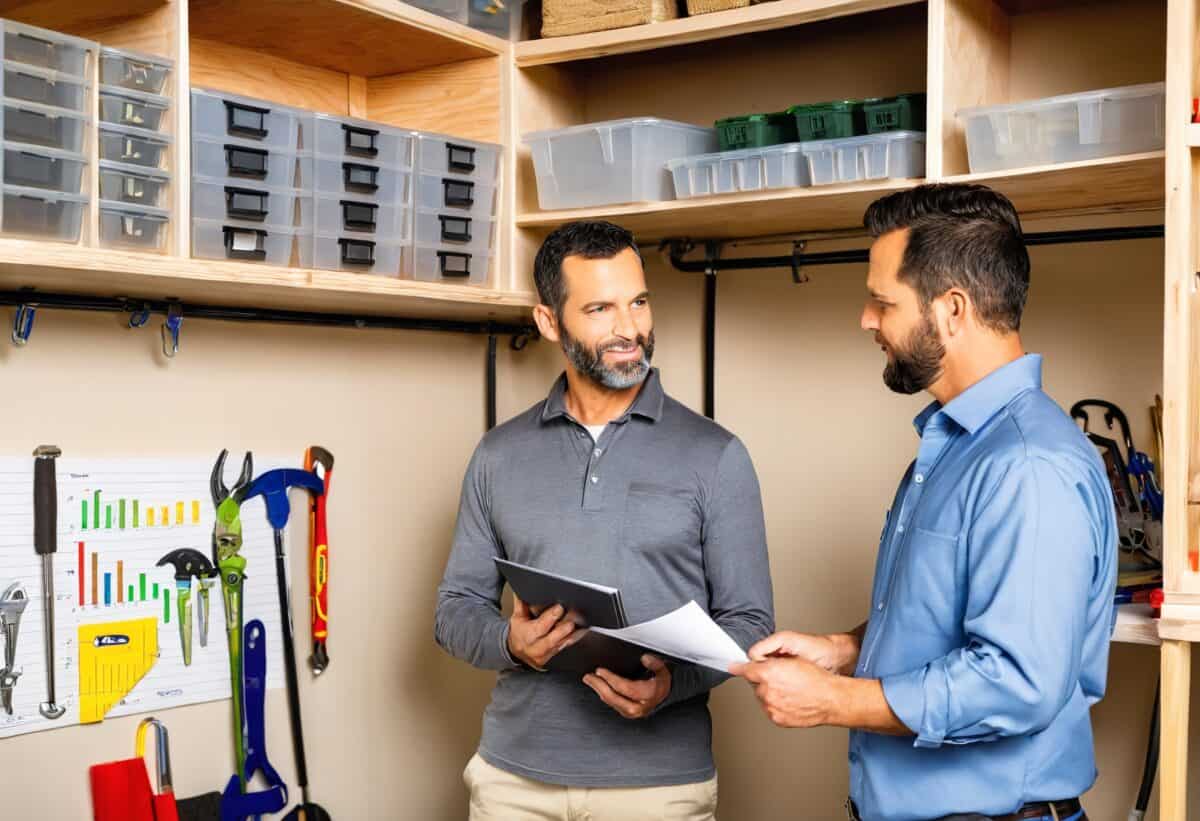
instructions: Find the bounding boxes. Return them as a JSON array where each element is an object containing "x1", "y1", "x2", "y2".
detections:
[
  {"x1": 622, "y1": 483, "x2": 703, "y2": 558},
  {"x1": 892, "y1": 526, "x2": 962, "y2": 639}
]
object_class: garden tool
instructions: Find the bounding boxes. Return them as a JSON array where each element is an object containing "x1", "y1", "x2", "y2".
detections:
[
  {"x1": 211, "y1": 449, "x2": 253, "y2": 787},
  {"x1": 155, "y1": 549, "x2": 216, "y2": 666},
  {"x1": 1072, "y1": 398, "x2": 1164, "y2": 521},
  {"x1": 0, "y1": 581, "x2": 29, "y2": 714},
  {"x1": 241, "y1": 468, "x2": 329, "y2": 821},
  {"x1": 34, "y1": 444, "x2": 65, "y2": 720},
  {"x1": 304, "y1": 446, "x2": 334, "y2": 677}
]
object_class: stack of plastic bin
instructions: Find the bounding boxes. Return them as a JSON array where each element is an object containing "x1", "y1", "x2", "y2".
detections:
[
  {"x1": 411, "y1": 132, "x2": 501, "y2": 285},
  {"x1": 190, "y1": 88, "x2": 313, "y2": 266},
  {"x1": 97, "y1": 47, "x2": 173, "y2": 252},
  {"x1": 0, "y1": 20, "x2": 95, "y2": 243},
  {"x1": 312, "y1": 113, "x2": 413, "y2": 276}
]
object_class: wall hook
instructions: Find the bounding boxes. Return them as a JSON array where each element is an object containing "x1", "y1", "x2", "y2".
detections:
[
  {"x1": 161, "y1": 302, "x2": 182, "y2": 358},
  {"x1": 128, "y1": 303, "x2": 152, "y2": 329},
  {"x1": 11, "y1": 303, "x2": 36, "y2": 346},
  {"x1": 791, "y1": 241, "x2": 809, "y2": 285}
]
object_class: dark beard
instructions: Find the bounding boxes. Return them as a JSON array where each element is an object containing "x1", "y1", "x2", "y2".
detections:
[
  {"x1": 561, "y1": 327, "x2": 656, "y2": 390},
  {"x1": 882, "y1": 311, "x2": 945, "y2": 395}
]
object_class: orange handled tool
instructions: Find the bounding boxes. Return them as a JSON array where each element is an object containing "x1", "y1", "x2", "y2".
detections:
[{"x1": 305, "y1": 446, "x2": 334, "y2": 676}]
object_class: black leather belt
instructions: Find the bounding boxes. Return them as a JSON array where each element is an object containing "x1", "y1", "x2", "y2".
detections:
[{"x1": 846, "y1": 798, "x2": 1084, "y2": 821}]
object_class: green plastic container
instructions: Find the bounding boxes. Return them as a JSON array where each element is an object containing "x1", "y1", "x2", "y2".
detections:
[
  {"x1": 788, "y1": 100, "x2": 867, "y2": 141},
  {"x1": 864, "y1": 93, "x2": 927, "y2": 133},
  {"x1": 714, "y1": 111, "x2": 798, "y2": 151}
]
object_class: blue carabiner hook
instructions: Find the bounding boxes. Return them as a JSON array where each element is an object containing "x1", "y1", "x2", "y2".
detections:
[
  {"x1": 11, "y1": 304, "x2": 35, "y2": 346},
  {"x1": 161, "y1": 302, "x2": 182, "y2": 358},
  {"x1": 128, "y1": 303, "x2": 152, "y2": 329}
]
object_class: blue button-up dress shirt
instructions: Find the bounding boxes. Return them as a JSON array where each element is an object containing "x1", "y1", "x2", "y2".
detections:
[{"x1": 849, "y1": 355, "x2": 1118, "y2": 821}]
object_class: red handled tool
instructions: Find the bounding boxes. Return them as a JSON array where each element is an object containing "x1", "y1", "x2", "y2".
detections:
[
  {"x1": 90, "y1": 717, "x2": 179, "y2": 821},
  {"x1": 305, "y1": 446, "x2": 334, "y2": 677}
]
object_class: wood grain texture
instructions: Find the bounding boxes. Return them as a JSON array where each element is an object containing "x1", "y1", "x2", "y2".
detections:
[
  {"x1": 0, "y1": 239, "x2": 536, "y2": 321},
  {"x1": 1160, "y1": 639, "x2": 1191, "y2": 821},
  {"x1": 0, "y1": 0, "x2": 165, "y2": 32},
  {"x1": 367, "y1": 57, "x2": 502, "y2": 142},
  {"x1": 938, "y1": 0, "x2": 1010, "y2": 176},
  {"x1": 189, "y1": 38, "x2": 351, "y2": 115},
  {"x1": 188, "y1": 0, "x2": 504, "y2": 77},
  {"x1": 515, "y1": 0, "x2": 916, "y2": 65},
  {"x1": 347, "y1": 75, "x2": 369, "y2": 118}
]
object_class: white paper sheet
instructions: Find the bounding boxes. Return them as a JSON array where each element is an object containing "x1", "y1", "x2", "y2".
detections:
[{"x1": 592, "y1": 600, "x2": 748, "y2": 672}]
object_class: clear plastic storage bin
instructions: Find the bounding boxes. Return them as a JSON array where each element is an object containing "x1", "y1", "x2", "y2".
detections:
[
  {"x1": 416, "y1": 133, "x2": 500, "y2": 182},
  {"x1": 99, "y1": 47, "x2": 172, "y2": 95},
  {"x1": 956, "y1": 83, "x2": 1166, "y2": 173},
  {"x1": 3, "y1": 143, "x2": 86, "y2": 192},
  {"x1": 0, "y1": 21, "x2": 93, "y2": 78},
  {"x1": 192, "y1": 217, "x2": 313, "y2": 266},
  {"x1": 407, "y1": 243, "x2": 491, "y2": 286},
  {"x1": 414, "y1": 208, "x2": 495, "y2": 249},
  {"x1": 314, "y1": 115, "x2": 413, "y2": 167},
  {"x1": 467, "y1": 0, "x2": 521, "y2": 38},
  {"x1": 99, "y1": 123, "x2": 170, "y2": 169},
  {"x1": 416, "y1": 172, "x2": 496, "y2": 219},
  {"x1": 3, "y1": 62, "x2": 88, "y2": 111},
  {"x1": 192, "y1": 137, "x2": 311, "y2": 187},
  {"x1": 315, "y1": 194, "x2": 409, "y2": 239},
  {"x1": 99, "y1": 85, "x2": 170, "y2": 132},
  {"x1": 667, "y1": 143, "x2": 810, "y2": 199},
  {"x1": 192, "y1": 177, "x2": 314, "y2": 228},
  {"x1": 3, "y1": 99, "x2": 88, "y2": 152},
  {"x1": 314, "y1": 234, "x2": 404, "y2": 275},
  {"x1": 98, "y1": 202, "x2": 169, "y2": 251},
  {"x1": 799, "y1": 130, "x2": 925, "y2": 186},
  {"x1": 405, "y1": 0, "x2": 468, "y2": 23},
  {"x1": 314, "y1": 156, "x2": 410, "y2": 201},
  {"x1": 99, "y1": 160, "x2": 169, "y2": 207},
  {"x1": 525, "y1": 118, "x2": 718, "y2": 209},
  {"x1": 1, "y1": 184, "x2": 85, "y2": 241},
  {"x1": 191, "y1": 88, "x2": 307, "y2": 150}
]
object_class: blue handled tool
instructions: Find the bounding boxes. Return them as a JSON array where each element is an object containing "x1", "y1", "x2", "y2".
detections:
[
  {"x1": 241, "y1": 469, "x2": 330, "y2": 821},
  {"x1": 221, "y1": 619, "x2": 287, "y2": 821}
]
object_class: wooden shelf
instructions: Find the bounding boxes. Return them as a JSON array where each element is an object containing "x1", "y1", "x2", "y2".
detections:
[
  {"x1": 514, "y1": 0, "x2": 913, "y2": 66},
  {"x1": 188, "y1": 0, "x2": 508, "y2": 77},
  {"x1": 1114, "y1": 604, "x2": 1161, "y2": 646},
  {"x1": 0, "y1": 240, "x2": 536, "y2": 323},
  {"x1": 516, "y1": 152, "x2": 1165, "y2": 242},
  {"x1": 1187, "y1": 123, "x2": 1200, "y2": 147}
]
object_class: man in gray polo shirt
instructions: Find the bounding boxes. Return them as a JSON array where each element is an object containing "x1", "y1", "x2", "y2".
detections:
[{"x1": 435, "y1": 220, "x2": 774, "y2": 820}]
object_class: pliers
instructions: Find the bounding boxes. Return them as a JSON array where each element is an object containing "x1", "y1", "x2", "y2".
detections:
[{"x1": 211, "y1": 449, "x2": 253, "y2": 787}]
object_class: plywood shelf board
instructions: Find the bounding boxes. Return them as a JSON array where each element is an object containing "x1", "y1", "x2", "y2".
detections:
[
  {"x1": 513, "y1": 0, "x2": 917, "y2": 66},
  {"x1": 1113, "y1": 604, "x2": 1162, "y2": 646},
  {"x1": 188, "y1": 0, "x2": 506, "y2": 77},
  {"x1": 0, "y1": 0, "x2": 168, "y2": 33},
  {"x1": 0, "y1": 240, "x2": 536, "y2": 322}
]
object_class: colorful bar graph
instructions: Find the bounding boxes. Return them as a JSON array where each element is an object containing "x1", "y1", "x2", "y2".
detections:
[
  {"x1": 163, "y1": 589, "x2": 170, "y2": 623},
  {"x1": 91, "y1": 553, "x2": 98, "y2": 606},
  {"x1": 175, "y1": 502, "x2": 184, "y2": 526},
  {"x1": 152, "y1": 583, "x2": 159, "y2": 600},
  {"x1": 117, "y1": 561, "x2": 124, "y2": 604},
  {"x1": 192, "y1": 500, "x2": 201, "y2": 525},
  {"x1": 133, "y1": 500, "x2": 140, "y2": 529},
  {"x1": 81, "y1": 500, "x2": 88, "y2": 530},
  {"x1": 128, "y1": 584, "x2": 135, "y2": 601},
  {"x1": 160, "y1": 506, "x2": 168, "y2": 527},
  {"x1": 77, "y1": 542, "x2": 84, "y2": 606},
  {"x1": 93, "y1": 491, "x2": 100, "y2": 530},
  {"x1": 105, "y1": 505, "x2": 112, "y2": 530},
  {"x1": 139, "y1": 573, "x2": 146, "y2": 602},
  {"x1": 119, "y1": 499, "x2": 126, "y2": 530},
  {"x1": 103, "y1": 573, "x2": 111, "y2": 606},
  {"x1": 147, "y1": 507, "x2": 155, "y2": 527}
]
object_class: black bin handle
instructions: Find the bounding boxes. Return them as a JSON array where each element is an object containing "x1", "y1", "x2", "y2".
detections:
[
  {"x1": 441, "y1": 177, "x2": 475, "y2": 208},
  {"x1": 224, "y1": 186, "x2": 269, "y2": 221},
  {"x1": 438, "y1": 214, "x2": 472, "y2": 243},
  {"x1": 437, "y1": 250, "x2": 471, "y2": 278},
  {"x1": 342, "y1": 161, "x2": 379, "y2": 193},
  {"x1": 340, "y1": 200, "x2": 378, "y2": 232},
  {"x1": 224, "y1": 100, "x2": 270, "y2": 140},
  {"x1": 446, "y1": 142, "x2": 476, "y2": 174},
  {"x1": 222, "y1": 226, "x2": 267, "y2": 261},
  {"x1": 225, "y1": 144, "x2": 270, "y2": 178},
  {"x1": 338, "y1": 237, "x2": 376, "y2": 265},
  {"x1": 342, "y1": 124, "x2": 379, "y2": 157}
]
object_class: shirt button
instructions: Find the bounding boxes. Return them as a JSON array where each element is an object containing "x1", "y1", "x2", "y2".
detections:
[
  {"x1": 593, "y1": 448, "x2": 602, "y2": 459},
  {"x1": 897, "y1": 524, "x2": 905, "y2": 534},
  {"x1": 876, "y1": 601, "x2": 884, "y2": 611},
  {"x1": 590, "y1": 476, "x2": 599, "y2": 484},
  {"x1": 914, "y1": 473, "x2": 925, "y2": 484}
]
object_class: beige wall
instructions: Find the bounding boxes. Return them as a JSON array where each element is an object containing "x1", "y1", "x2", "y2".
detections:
[{"x1": 0, "y1": 234, "x2": 1191, "y2": 819}]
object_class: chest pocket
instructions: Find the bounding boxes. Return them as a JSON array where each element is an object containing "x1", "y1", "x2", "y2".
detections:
[
  {"x1": 622, "y1": 482, "x2": 702, "y2": 555},
  {"x1": 892, "y1": 526, "x2": 961, "y2": 639}
]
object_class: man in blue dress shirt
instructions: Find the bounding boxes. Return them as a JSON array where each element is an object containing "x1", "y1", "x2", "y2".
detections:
[{"x1": 731, "y1": 184, "x2": 1117, "y2": 821}]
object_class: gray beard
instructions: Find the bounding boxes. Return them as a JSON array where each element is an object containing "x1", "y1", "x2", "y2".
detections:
[{"x1": 562, "y1": 329, "x2": 655, "y2": 390}]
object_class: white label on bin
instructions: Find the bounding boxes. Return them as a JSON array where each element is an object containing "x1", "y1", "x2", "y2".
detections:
[{"x1": 230, "y1": 231, "x2": 259, "y2": 252}]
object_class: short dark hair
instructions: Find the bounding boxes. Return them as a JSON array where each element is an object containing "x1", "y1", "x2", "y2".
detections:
[
  {"x1": 863, "y1": 183, "x2": 1030, "y2": 333},
  {"x1": 533, "y1": 221, "x2": 641, "y2": 316}
]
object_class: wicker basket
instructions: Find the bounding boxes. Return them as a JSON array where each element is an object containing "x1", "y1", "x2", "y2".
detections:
[
  {"x1": 686, "y1": 0, "x2": 749, "y2": 14},
  {"x1": 542, "y1": 0, "x2": 679, "y2": 37}
]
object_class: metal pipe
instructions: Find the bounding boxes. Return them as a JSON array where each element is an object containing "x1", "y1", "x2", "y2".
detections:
[
  {"x1": 704, "y1": 271, "x2": 716, "y2": 420},
  {"x1": 486, "y1": 334, "x2": 498, "y2": 431}
]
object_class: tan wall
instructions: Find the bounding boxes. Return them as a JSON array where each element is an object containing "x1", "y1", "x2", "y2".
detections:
[{"x1": 0, "y1": 235, "x2": 1190, "y2": 819}]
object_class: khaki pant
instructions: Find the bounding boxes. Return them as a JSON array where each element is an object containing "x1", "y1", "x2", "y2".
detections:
[{"x1": 463, "y1": 753, "x2": 718, "y2": 821}]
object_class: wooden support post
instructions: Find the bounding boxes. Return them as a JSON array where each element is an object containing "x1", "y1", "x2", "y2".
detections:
[{"x1": 1161, "y1": 639, "x2": 1192, "y2": 821}]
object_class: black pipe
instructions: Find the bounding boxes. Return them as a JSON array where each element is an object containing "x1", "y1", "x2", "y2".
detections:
[
  {"x1": 704, "y1": 271, "x2": 716, "y2": 420},
  {"x1": 667, "y1": 225, "x2": 1165, "y2": 275},
  {"x1": 1136, "y1": 680, "x2": 1161, "y2": 814},
  {"x1": 486, "y1": 334, "x2": 498, "y2": 431},
  {"x1": 0, "y1": 290, "x2": 536, "y2": 337}
]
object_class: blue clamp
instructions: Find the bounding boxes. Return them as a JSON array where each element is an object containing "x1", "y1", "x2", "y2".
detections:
[
  {"x1": 161, "y1": 302, "x2": 183, "y2": 358},
  {"x1": 11, "y1": 303, "x2": 35, "y2": 346},
  {"x1": 242, "y1": 469, "x2": 325, "y2": 530}
]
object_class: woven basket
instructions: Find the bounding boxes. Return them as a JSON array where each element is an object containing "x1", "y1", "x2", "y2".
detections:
[
  {"x1": 686, "y1": 0, "x2": 748, "y2": 14},
  {"x1": 542, "y1": 0, "x2": 679, "y2": 37}
]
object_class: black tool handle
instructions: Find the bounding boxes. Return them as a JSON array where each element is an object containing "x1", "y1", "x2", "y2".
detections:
[
  {"x1": 274, "y1": 529, "x2": 310, "y2": 790},
  {"x1": 34, "y1": 454, "x2": 57, "y2": 556}
]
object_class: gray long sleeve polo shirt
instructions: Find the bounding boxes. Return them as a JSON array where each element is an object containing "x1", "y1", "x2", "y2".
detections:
[{"x1": 435, "y1": 369, "x2": 775, "y2": 788}]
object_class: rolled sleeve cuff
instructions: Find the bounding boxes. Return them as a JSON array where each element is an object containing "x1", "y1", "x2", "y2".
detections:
[
  {"x1": 881, "y1": 664, "x2": 948, "y2": 749},
  {"x1": 498, "y1": 622, "x2": 520, "y2": 669}
]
